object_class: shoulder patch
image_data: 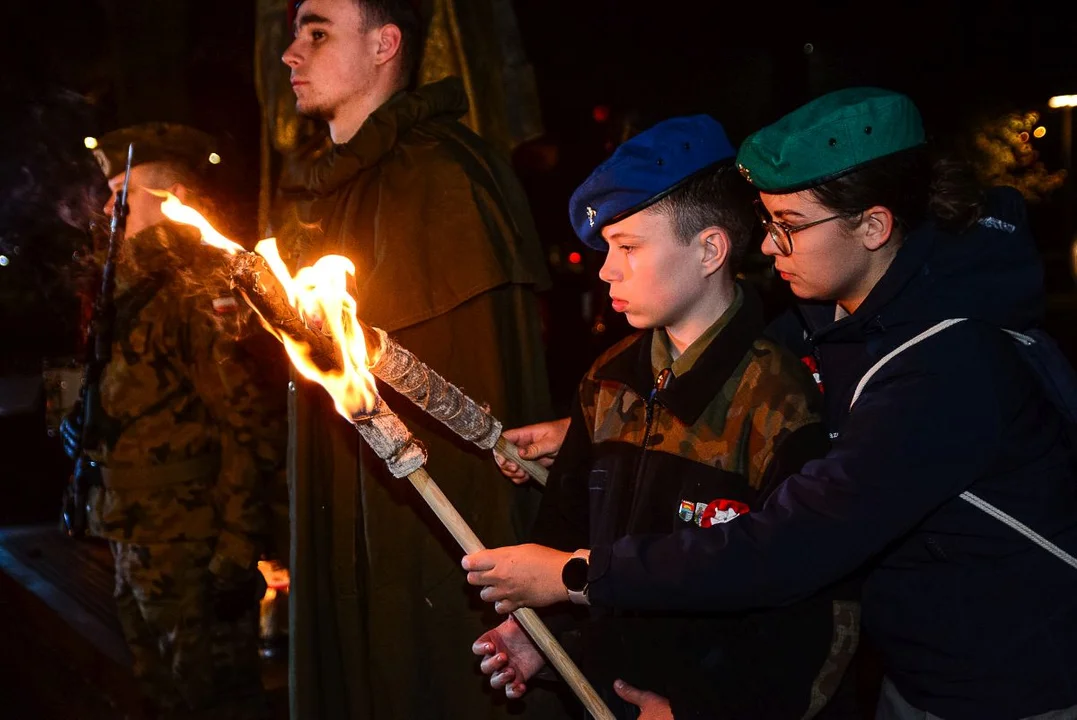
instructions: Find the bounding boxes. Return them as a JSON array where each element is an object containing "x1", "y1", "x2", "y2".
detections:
[{"x1": 212, "y1": 296, "x2": 238, "y2": 314}]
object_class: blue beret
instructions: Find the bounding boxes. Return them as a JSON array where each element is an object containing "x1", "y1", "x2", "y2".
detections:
[{"x1": 568, "y1": 115, "x2": 736, "y2": 250}]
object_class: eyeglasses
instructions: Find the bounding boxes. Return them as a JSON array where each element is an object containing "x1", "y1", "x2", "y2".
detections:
[{"x1": 754, "y1": 200, "x2": 844, "y2": 256}]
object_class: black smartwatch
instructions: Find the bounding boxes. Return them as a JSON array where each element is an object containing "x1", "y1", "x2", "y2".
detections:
[{"x1": 561, "y1": 550, "x2": 591, "y2": 605}]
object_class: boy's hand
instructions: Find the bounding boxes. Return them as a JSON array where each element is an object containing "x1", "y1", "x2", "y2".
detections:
[
  {"x1": 614, "y1": 679, "x2": 673, "y2": 720},
  {"x1": 495, "y1": 418, "x2": 570, "y2": 484},
  {"x1": 462, "y1": 544, "x2": 571, "y2": 613},
  {"x1": 472, "y1": 617, "x2": 546, "y2": 699}
]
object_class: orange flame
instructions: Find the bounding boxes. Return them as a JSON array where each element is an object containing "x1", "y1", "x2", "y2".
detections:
[
  {"x1": 161, "y1": 195, "x2": 379, "y2": 418},
  {"x1": 154, "y1": 190, "x2": 247, "y2": 255},
  {"x1": 255, "y1": 238, "x2": 379, "y2": 418}
]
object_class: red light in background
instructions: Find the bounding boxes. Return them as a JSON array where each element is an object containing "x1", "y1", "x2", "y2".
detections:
[
  {"x1": 568, "y1": 252, "x2": 582, "y2": 265},
  {"x1": 592, "y1": 105, "x2": 611, "y2": 123}
]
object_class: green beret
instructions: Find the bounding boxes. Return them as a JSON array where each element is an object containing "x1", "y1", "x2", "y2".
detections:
[
  {"x1": 736, "y1": 87, "x2": 925, "y2": 193},
  {"x1": 93, "y1": 122, "x2": 219, "y2": 179}
]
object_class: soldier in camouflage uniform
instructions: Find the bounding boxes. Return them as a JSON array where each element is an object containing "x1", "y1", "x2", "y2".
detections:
[
  {"x1": 464, "y1": 117, "x2": 859, "y2": 719},
  {"x1": 85, "y1": 123, "x2": 287, "y2": 719}
]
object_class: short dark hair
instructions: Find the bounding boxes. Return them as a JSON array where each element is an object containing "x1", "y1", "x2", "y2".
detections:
[
  {"x1": 139, "y1": 159, "x2": 235, "y2": 236},
  {"x1": 646, "y1": 162, "x2": 759, "y2": 272},
  {"x1": 810, "y1": 146, "x2": 985, "y2": 235},
  {"x1": 353, "y1": 0, "x2": 422, "y2": 83},
  {"x1": 138, "y1": 160, "x2": 205, "y2": 198}
]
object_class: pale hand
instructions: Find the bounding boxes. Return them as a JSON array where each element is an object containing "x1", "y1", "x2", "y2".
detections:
[
  {"x1": 495, "y1": 417, "x2": 570, "y2": 484},
  {"x1": 614, "y1": 679, "x2": 673, "y2": 720},
  {"x1": 462, "y1": 543, "x2": 571, "y2": 613},
  {"x1": 472, "y1": 617, "x2": 546, "y2": 699}
]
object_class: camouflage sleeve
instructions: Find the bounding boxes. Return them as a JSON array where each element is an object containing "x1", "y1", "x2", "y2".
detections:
[
  {"x1": 182, "y1": 283, "x2": 288, "y2": 575},
  {"x1": 721, "y1": 342, "x2": 860, "y2": 717},
  {"x1": 742, "y1": 339, "x2": 826, "y2": 489}
]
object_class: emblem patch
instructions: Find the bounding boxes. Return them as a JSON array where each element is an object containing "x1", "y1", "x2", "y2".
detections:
[
  {"x1": 699, "y1": 498, "x2": 750, "y2": 528},
  {"x1": 586, "y1": 206, "x2": 597, "y2": 228},
  {"x1": 800, "y1": 354, "x2": 824, "y2": 394},
  {"x1": 678, "y1": 499, "x2": 696, "y2": 523}
]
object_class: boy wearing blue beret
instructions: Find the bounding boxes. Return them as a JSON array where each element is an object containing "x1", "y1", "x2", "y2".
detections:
[{"x1": 463, "y1": 116, "x2": 858, "y2": 719}]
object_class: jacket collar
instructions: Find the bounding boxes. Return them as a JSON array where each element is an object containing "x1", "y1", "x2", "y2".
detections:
[
  {"x1": 282, "y1": 77, "x2": 470, "y2": 196},
  {"x1": 805, "y1": 221, "x2": 938, "y2": 344},
  {"x1": 594, "y1": 282, "x2": 765, "y2": 425}
]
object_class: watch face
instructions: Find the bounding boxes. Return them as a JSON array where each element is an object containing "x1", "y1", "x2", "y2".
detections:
[{"x1": 562, "y1": 557, "x2": 588, "y2": 592}]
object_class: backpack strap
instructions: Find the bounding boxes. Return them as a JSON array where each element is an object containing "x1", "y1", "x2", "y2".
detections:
[
  {"x1": 849, "y1": 317, "x2": 1077, "y2": 570},
  {"x1": 849, "y1": 318, "x2": 967, "y2": 409},
  {"x1": 958, "y1": 490, "x2": 1077, "y2": 569},
  {"x1": 1002, "y1": 328, "x2": 1036, "y2": 346}
]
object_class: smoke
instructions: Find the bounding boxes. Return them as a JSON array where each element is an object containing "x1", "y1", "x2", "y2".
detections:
[
  {"x1": 0, "y1": 86, "x2": 111, "y2": 361},
  {"x1": 0, "y1": 85, "x2": 109, "y2": 294},
  {"x1": 0, "y1": 86, "x2": 107, "y2": 232}
]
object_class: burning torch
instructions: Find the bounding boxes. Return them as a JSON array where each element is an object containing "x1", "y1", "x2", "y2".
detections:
[
  {"x1": 158, "y1": 192, "x2": 546, "y2": 484},
  {"x1": 158, "y1": 195, "x2": 610, "y2": 719}
]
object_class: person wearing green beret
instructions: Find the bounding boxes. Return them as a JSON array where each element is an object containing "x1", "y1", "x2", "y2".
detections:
[{"x1": 485, "y1": 87, "x2": 1077, "y2": 719}]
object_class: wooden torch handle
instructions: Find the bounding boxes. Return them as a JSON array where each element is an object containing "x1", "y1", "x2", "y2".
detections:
[
  {"x1": 404, "y1": 467, "x2": 614, "y2": 720},
  {"x1": 494, "y1": 435, "x2": 550, "y2": 486}
]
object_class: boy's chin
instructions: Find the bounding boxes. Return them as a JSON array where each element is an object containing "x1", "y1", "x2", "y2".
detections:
[{"x1": 624, "y1": 314, "x2": 659, "y2": 330}]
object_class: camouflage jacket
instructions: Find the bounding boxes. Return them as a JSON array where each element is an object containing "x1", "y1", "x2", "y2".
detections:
[
  {"x1": 88, "y1": 223, "x2": 287, "y2": 575},
  {"x1": 532, "y1": 284, "x2": 858, "y2": 719}
]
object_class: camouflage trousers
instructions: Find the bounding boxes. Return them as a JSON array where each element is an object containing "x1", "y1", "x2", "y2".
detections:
[{"x1": 111, "y1": 540, "x2": 269, "y2": 719}]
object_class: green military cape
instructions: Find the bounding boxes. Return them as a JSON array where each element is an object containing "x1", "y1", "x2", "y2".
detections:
[{"x1": 277, "y1": 78, "x2": 566, "y2": 720}]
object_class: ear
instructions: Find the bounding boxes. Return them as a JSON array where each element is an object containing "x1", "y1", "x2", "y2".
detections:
[
  {"x1": 860, "y1": 205, "x2": 896, "y2": 251},
  {"x1": 373, "y1": 23, "x2": 403, "y2": 67},
  {"x1": 169, "y1": 182, "x2": 189, "y2": 204},
  {"x1": 698, "y1": 226, "x2": 731, "y2": 278}
]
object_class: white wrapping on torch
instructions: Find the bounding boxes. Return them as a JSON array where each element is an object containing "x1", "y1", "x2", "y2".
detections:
[
  {"x1": 369, "y1": 327, "x2": 503, "y2": 450},
  {"x1": 351, "y1": 398, "x2": 427, "y2": 478}
]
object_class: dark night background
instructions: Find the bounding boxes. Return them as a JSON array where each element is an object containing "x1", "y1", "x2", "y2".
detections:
[
  {"x1": 0, "y1": 0, "x2": 1076, "y2": 513},
  {"x1": 0, "y1": 1, "x2": 1075, "y2": 514},
  {"x1": 0, "y1": 2, "x2": 1074, "y2": 717}
]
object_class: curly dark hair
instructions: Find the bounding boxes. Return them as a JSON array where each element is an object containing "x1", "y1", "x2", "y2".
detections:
[{"x1": 809, "y1": 146, "x2": 985, "y2": 236}]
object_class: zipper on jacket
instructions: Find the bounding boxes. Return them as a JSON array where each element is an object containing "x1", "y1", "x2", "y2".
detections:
[{"x1": 624, "y1": 368, "x2": 672, "y2": 533}]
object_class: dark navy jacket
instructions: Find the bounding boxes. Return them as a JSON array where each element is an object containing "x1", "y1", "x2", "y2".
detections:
[{"x1": 587, "y1": 188, "x2": 1077, "y2": 719}]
